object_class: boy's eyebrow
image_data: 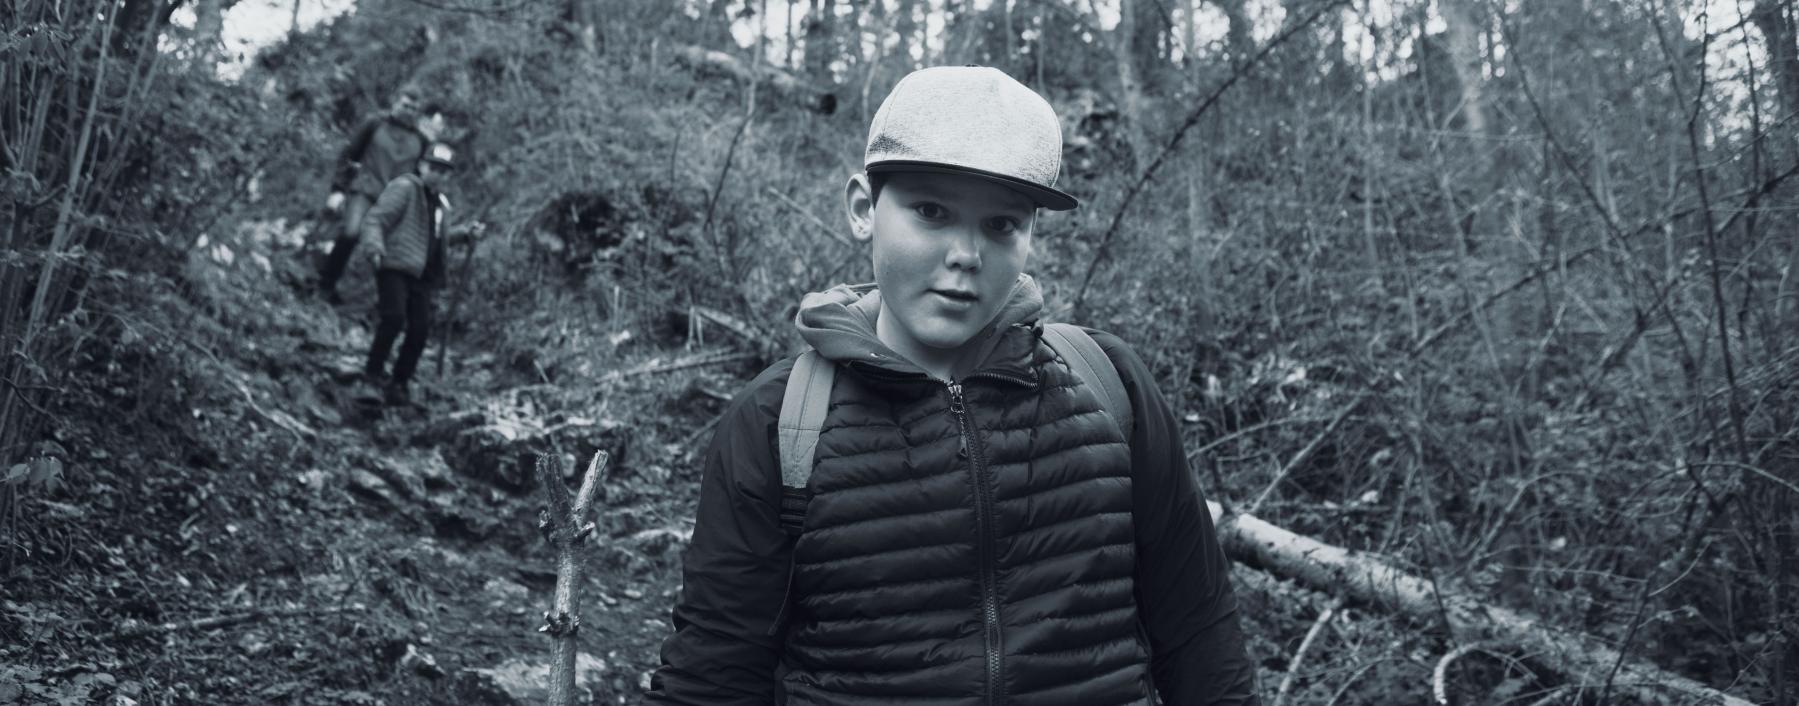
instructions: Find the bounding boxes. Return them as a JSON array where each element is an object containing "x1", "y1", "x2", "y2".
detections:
[{"x1": 903, "y1": 180, "x2": 1035, "y2": 215}]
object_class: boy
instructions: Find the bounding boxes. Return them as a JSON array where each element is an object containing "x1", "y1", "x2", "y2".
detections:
[
  {"x1": 318, "y1": 86, "x2": 427, "y2": 304},
  {"x1": 360, "y1": 143, "x2": 456, "y2": 406},
  {"x1": 648, "y1": 66, "x2": 1257, "y2": 705}
]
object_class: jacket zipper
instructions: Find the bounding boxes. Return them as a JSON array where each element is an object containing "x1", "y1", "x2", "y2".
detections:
[{"x1": 948, "y1": 380, "x2": 1004, "y2": 706}]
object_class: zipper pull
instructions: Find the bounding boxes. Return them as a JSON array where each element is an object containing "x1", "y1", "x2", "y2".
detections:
[{"x1": 946, "y1": 381, "x2": 965, "y2": 414}]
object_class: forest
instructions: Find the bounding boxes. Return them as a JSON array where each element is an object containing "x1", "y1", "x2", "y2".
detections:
[{"x1": 2, "y1": 0, "x2": 1796, "y2": 703}]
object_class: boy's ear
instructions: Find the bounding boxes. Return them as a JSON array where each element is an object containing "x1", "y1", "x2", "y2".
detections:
[{"x1": 845, "y1": 172, "x2": 875, "y2": 243}]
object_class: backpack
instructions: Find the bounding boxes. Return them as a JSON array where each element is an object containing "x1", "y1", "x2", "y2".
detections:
[{"x1": 774, "y1": 323, "x2": 1134, "y2": 535}]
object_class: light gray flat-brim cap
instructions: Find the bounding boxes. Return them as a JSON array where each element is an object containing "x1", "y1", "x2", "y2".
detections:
[{"x1": 865, "y1": 66, "x2": 1078, "y2": 211}]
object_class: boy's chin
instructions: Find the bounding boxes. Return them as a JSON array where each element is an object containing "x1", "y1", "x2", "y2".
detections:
[{"x1": 907, "y1": 321, "x2": 984, "y2": 352}]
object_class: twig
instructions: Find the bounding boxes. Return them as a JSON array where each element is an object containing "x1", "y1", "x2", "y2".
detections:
[
  {"x1": 535, "y1": 451, "x2": 609, "y2": 706},
  {"x1": 1682, "y1": 460, "x2": 1799, "y2": 498},
  {"x1": 232, "y1": 380, "x2": 316, "y2": 442},
  {"x1": 1272, "y1": 597, "x2": 1343, "y2": 706},
  {"x1": 112, "y1": 606, "x2": 359, "y2": 640},
  {"x1": 1186, "y1": 412, "x2": 1347, "y2": 462},
  {"x1": 602, "y1": 351, "x2": 757, "y2": 382},
  {"x1": 1247, "y1": 394, "x2": 1367, "y2": 515},
  {"x1": 763, "y1": 186, "x2": 855, "y2": 247},
  {"x1": 1432, "y1": 641, "x2": 1495, "y2": 706},
  {"x1": 1072, "y1": 0, "x2": 1350, "y2": 315},
  {"x1": 392, "y1": 0, "x2": 535, "y2": 15}
]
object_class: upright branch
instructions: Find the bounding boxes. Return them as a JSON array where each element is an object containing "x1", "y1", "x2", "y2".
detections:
[
  {"x1": 535, "y1": 451, "x2": 610, "y2": 706},
  {"x1": 1072, "y1": 0, "x2": 1350, "y2": 316}
]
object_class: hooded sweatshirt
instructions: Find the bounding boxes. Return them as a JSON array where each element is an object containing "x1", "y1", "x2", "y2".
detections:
[{"x1": 648, "y1": 278, "x2": 1257, "y2": 706}]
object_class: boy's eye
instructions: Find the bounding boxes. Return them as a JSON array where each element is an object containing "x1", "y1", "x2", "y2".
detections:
[
  {"x1": 985, "y1": 217, "x2": 1021, "y2": 235},
  {"x1": 912, "y1": 203, "x2": 947, "y2": 220}
]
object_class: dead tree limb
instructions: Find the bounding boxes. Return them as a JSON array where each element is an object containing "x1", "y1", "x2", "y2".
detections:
[
  {"x1": 670, "y1": 44, "x2": 836, "y2": 114},
  {"x1": 112, "y1": 606, "x2": 359, "y2": 640},
  {"x1": 602, "y1": 351, "x2": 758, "y2": 382},
  {"x1": 535, "y1": 451, "x2": 609, "y2": 706},
  {"x1": 1207, "y1": 502, "x2": 1755, "y2": 706}
]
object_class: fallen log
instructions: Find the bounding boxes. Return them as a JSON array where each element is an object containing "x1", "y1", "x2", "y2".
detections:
[
  {"x1": 670, "y1": 44, "x2": 836, "y2": 114},
  {"x1": 1206, "y1": 501, "x2": 1753, "y2": 706}
]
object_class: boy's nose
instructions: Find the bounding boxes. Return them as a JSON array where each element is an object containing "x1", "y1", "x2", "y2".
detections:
[{"x1": 943, "y1": 229, "x2": 982, "y2": 271}]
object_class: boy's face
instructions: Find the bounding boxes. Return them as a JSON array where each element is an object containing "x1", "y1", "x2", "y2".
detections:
[
  {"x1": 391, "y1": 92, "x2": 421, "y2": 123},
  {"x1": 847, "y1": 171, "x2": 1036, "y2": 360},
  {"x1": 419, "y1": 162, "x2": 449, "y2": 189}
]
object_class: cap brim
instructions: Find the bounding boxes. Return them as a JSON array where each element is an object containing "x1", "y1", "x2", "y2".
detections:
[{"x1": 867, "y1": 160, "x2": 1078, "y2": 211}]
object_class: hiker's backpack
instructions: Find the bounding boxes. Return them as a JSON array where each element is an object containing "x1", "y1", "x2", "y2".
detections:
[{"x1": 775, "y1": 323, "x2": 1134, "y2": 535}]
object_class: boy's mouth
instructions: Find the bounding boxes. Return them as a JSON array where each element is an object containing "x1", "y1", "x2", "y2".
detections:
[{"x1": 930, "y1": 288, "x2": 978, "y2": 303}]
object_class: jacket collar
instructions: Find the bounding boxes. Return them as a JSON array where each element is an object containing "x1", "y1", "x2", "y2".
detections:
[{"x1": 793, "y1": 275, "x2": 1044, "y2": 387}]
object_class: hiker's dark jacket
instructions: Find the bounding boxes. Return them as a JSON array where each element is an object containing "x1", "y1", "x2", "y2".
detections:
[
  {"x1": 333, "y1": 114, "x2": 425, "y2": 199},
  {"x1": 647, "y1": 278, "x2": 1256, "y2": 706},
  {"x1": 361, "y1": 174, "x2": 447, "y2": 285}
]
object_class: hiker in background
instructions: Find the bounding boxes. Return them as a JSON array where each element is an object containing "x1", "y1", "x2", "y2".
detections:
[
  {"x1": 318, "y1": 85, "x2": 427, "y2": 304},
  {"x1": 647, "y1": 66, "x2": 1257, "y2": 704},
  {"x1": 360, "y1": 143, "x2": 459, "y2": 407}
]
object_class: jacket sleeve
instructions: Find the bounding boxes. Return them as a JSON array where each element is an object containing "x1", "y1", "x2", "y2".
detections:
[
  {"x1": 1091, "y1": 330, "x2": 1260, "y2": 706},
  {"x1": 645, "y1": 362, "x2": 795, "y2": 705},
  {"x1": 359, "y1": 178, "x2": 409, "y2": 253},
  {"x1": 333, "y1": 117, "x2": 381, "y2": 191}
]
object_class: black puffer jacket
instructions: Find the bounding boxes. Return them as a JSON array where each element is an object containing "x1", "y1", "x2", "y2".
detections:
[{"x1": 649, "y1": 279, "x2": 1257, "y2": 705}]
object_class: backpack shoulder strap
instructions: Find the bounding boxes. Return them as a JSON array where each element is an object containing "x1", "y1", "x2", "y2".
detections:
[
  {"x1": 1042, "y1": 323, "x2": 1134, "y2": 441},
  {"x1": 776, "y1": 349, "x2": 834, "y2": 534}
]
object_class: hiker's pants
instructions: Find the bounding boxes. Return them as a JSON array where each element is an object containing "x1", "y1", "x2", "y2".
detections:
[
  {"x1": 319, "y1": 192, "x2": 374, "y2": 290},
  {"x1": 367, "y1": 269, "x2": 432, "y2": 384}
]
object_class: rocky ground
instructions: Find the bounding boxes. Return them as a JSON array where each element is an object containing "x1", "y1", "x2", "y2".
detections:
[{"x1": 0, "y1": 218, "x2": 746, "y2": 705}]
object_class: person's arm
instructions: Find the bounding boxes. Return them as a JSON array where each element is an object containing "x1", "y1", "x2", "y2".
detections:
[
  {"x1": 360, "y1": 178, "x2": 409, "y2": 258},
  {"x1": 1091, "y1": 330, "x2": 1260, "y2": 706},
  {"x1": 332, "y1": 117, "x2": 381, "y2": 191},
  {"x1": 646, "y1": 362, "x2": 795, "y2": 705}
]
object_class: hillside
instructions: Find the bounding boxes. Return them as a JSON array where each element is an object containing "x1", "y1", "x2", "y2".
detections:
[{"x1": 4, "y1": 0, "x2": 1795, "y2": 704}]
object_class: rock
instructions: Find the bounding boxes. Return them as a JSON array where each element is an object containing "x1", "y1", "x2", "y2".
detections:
[
  {"x1": 445, "y1": 424, "x2": 547, "y2": 493},
  {"x1": 411, "y1": 409, "x2": 487, "y2": 448},
  {"x1": 428, "y1": 501, "x2": 499, "y2": 542},
  {"x1": 400, "y1": 644, "x2": 444, "y2": 678},
  {"x1": 455, "y1": 654, "x2": 608, "y2": 705},
  {"x1": 346, "y1": 469, "x2": 402, "y2": 509},
  {"x1": 482, "y1": 577, "x2": 531, "y2": 608},
  {"x1": 369, "y1": 457, "x2": 427, "y2": 501}
]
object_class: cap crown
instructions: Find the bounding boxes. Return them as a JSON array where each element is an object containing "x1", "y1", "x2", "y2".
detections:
[
  {"x1": 424, "y1": 143, "x2": 455, "y2": 168},
  {"x1": 865, "y1": 66, "x2": 1074, "y2": 210}
]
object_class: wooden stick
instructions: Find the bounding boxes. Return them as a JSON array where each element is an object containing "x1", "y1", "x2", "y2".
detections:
[
  {"x1": 112, "y1": 606, "x2": 359, "y2": 640},
  {"x1": 602, "y1": 351, "x2": 757, "y2": 382},
  {"x1": 535, "y1": 451, "x2": 609, "y2": 706},
  {"x1": 1272, "y1": 597, "x2": 1343, "y2": 706}
]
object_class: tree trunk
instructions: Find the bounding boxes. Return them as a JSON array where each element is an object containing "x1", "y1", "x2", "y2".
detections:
[
  {"x1": 893, "y1": 0, "x2": 914, "y2": 71},
  {"x1": 1439, "y1": 0, "x2": 1485, "y2": 133},
  {"x1": 192, "y1": 0, "x2": 223, "y2": 65},
  {"x1": 1182, "y1": 0, "x2": 1198, "y2": 67},
  {"x1": 1753, "y1": 0, "x2": 1799, "y2": 119},
  {"x1": 1207, "y1": 501, "x2": 1757, "y2": 706},
  {"x1": 567, "y1": 0, "x2": 598, "y2": 54},
  {"x1": 1216, "y1": 0, "x2": 1255, "y2": 67},
  {"x1": 1113, "y1": 0, "x2": 1145, "y2": 166},
  {"x1": 803, "y1": 0, "x2": 837, "y2": 82}
]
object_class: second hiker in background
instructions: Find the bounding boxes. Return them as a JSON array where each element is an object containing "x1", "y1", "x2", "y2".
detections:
[
  {"x1": 360, "y1": 143, "x2": 458, "y2": 407},
  {"x1": 318, "y1": 85, "x2": 427, "y2": 304}
]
